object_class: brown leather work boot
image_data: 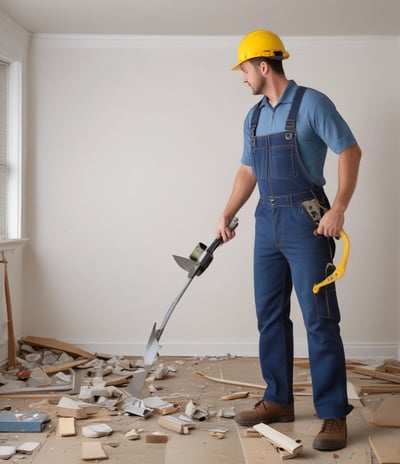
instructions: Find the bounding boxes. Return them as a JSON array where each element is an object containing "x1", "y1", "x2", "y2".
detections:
[
  {"x1": 234, "y1": 400, "x2": 295, "y2": 426},
  {"x1": 312, "y1": 418, "x2": 347, "y2": 451}
]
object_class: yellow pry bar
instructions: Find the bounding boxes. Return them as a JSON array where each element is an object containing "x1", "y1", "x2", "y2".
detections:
[{"x1": 312, "y1": 230, "x2": 350, "y2": 294}]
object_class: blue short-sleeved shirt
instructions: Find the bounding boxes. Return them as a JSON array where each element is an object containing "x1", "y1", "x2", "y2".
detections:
[{"x1": 241, "y1": 80, "x2": 357, "y2": 186}]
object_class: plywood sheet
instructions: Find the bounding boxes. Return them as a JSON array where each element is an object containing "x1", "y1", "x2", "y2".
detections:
[
  {"x1": 370, "y1": 396, "x2": 400, "y2": 427},
  {"x1": 163, "y1": 428, "x2": 246, "y2": 464},
  {"x1": 369, "y1": 428, "x2": 400, "y2": 463}
]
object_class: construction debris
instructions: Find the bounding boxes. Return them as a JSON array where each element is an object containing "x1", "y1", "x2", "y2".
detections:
[
  {"x1": 158, "y1": 415, "x2": 196, "y2": 434},
  {"x1": 123, "y1": 397, "x2": 153, "y2": 418},
  {"x1": 125, "y1": 428, "x2": 142, "y2": 440},
  {"x1": 0, "y1": 337, "x2": 399, "y2": 462},
  {"x1": 81, "y1": 441, "x2": 108, "y2": 461},
  {"x1": 81, "y1": 423, "x2": 113, "y2": 438},
  {"x1": 253, "y1": 423, "x2": 303, "y2": 460}
]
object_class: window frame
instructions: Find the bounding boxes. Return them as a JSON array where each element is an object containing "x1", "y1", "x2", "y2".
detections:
[{"x1": 0, "y1": 54, "x2": 24, "y2": 247}]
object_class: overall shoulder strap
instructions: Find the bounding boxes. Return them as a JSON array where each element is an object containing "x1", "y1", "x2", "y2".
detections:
[
  {"x1": 249, "y1": 99, "x2": 264, "y2": 138},
  {"x1": 285, "y1": 86, "x2": 307, "y2": 131}
]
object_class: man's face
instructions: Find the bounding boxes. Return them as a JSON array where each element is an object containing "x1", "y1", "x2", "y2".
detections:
[{"x1": 240, "y1": 61, "x2": 266, "y2": 95}]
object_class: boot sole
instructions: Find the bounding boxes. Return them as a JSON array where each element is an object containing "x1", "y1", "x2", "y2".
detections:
[
  {"x1": 312, "y1": 439, "x2": 346, "y2": 451},
  {"x1": 235, "y1": 415, "x2": 295, "y2": 427}
]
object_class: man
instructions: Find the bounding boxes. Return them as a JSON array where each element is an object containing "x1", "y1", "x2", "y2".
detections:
[{"x1": 216, "y1": 30, "x2": 361, "y2": 451}]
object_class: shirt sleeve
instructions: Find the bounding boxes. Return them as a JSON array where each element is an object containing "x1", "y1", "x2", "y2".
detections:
[
  {"x1": 241, "y1": 108, "x2": 255, "y2": 166},
  {"x1": 308, "y1": 91, "x2": 357, "y2": 154}
]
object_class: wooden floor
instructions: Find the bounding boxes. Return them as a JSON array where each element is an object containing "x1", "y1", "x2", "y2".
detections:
[{"x1": 0, "y1": 355, "x2": 397, "y2": 463}]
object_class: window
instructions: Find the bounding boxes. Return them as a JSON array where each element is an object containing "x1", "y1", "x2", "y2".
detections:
[
  {"x1": 0, "y1": 60, "x2": 7, "y2": 238},
  {"x1": 0, "y1": 57, "x2": 22, "y2": 243}
]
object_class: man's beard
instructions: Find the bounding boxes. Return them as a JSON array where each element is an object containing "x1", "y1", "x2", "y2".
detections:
[{"x1": 250, "y1": 77, "x2": 266, "y2": 95}]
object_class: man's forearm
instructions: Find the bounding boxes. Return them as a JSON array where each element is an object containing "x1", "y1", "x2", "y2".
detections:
[
  {"x1": 331, "y1": 143, "x2": 362, "y2": 214},
  {"x1": 221, "y1": 165, "x2": 257, "y2": 221}
]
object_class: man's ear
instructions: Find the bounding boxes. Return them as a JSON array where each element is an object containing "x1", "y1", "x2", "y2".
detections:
[{"x1": 259, "y1": 60, "x2": 270, "y2": 75}]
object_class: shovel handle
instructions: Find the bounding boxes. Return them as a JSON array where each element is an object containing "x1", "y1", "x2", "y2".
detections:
[
  {"x1": 208, "y1": 216, "x2": 239, "y2": 254},
  {"x1": 192, "y1": 217, "x2": 239, "y2": 277}
]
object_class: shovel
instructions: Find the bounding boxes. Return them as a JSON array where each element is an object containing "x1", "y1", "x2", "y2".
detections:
[
  {"x1": 126, "y1": 217, "x2": 238, "y2": 398},
  {"x1": 144, "y1": 216, "x2": 239, "y2": 366}
]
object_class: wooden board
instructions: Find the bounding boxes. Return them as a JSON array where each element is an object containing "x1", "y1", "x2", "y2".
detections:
[
  {"x1": 369, "y1": 429, "x2": 400, "y2": 463},
  {"x1": 21, "y1": 336, "x2": 96, "y2": 360},
  {"x1": 370, "y1": 396, "x2": 400, "y2": 427},
  {"x1": 58, "y1": 417, "x2": 76, "y2": 437},
  {"x1": 81, "y1": 442, "x2": 108, "y2": 461}
]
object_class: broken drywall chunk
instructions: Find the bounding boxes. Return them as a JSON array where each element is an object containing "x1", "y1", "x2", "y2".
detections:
[
  {"x1": 123, "y1": 397, "x2": 152, "y2": 418},
  {"x1": 16, "y1": 442, "x2": 41, "y2": 454},
  {"x1": 56, "y1": 396, "x2": 99, "y2": 419},
  {"x1": 78, "y1": 386, "x2": 112, "y2": 402},
  {"x1": 0, "y1": 446, "x2": 16, "y2": 459},
  {"x1": 154, "y1": 364, "x2": 170, "y2": 380},
  {"x1": 26, "y1": 367, "x2": 51, "y2": 387},
  {"x1": 125, "y1": 428, "x2": 141, "y2": 440},
  {"x1": 82, "y1": 423, "x2": 113, "y2": 438},
  {"x1": 217, "y1": 407, "x2": 236, "y2": 418},
  {"x1": 158, "y1": 415, "x2": 195, "y2": 435},
  {"x1": 142, "y1": 396, "x2": 179, "y2": 415},
  {"x1": 185, "y1": 400, "x2": 208, "y2": 421}
]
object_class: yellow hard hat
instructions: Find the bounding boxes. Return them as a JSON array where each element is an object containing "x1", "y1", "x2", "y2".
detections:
[{"x1": 232, "y1": 30, "x2": 289, "y2": 70}]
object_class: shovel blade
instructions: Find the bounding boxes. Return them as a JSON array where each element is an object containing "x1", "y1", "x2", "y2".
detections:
[{"x1": 143, "y1": 322, "x2": 161, "y2": 366}]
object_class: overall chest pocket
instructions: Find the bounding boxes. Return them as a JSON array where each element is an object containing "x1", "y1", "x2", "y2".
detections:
[
  {"x1": 252, "y1": 146, "x2": 268, "y2": 179},
  {"x1": 269, "y1": 135, "x2": 297, "y2": 180}
]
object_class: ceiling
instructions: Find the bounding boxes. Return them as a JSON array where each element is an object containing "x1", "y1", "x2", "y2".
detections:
[{"x1": 0, "y1": 0, "x2": 399, "y2": 36}]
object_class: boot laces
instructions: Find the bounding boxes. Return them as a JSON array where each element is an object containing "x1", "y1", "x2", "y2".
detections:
[
  {"x1": 320, "y1": 419, "x2": 343, "y2": 433},
  {"x1": 253, "y1": 400, "x2": 268, "y2": 410}
]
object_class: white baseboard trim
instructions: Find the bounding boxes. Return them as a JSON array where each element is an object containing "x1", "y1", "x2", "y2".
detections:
[
  {"x1": 71, "y1": 340, "x2": 400, "y2": 361},
  {"x1": 1, "y1": 340, "x2": 398, "y2": 367}
]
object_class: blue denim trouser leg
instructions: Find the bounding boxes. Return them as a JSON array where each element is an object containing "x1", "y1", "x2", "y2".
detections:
[{"x1": 254, "y1": 201, "x2": 353, "y2": 419}]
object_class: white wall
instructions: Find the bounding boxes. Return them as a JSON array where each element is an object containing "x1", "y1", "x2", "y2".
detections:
[{"x1": 23, "y1": 34, "x2": 399, "y2": 359}]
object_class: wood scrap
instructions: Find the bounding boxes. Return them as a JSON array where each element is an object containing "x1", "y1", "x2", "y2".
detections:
[
  {"x1": 253, "y1": 423, "x2": 303, "y2": 459},
  {"x1": 58, "y1": 417, "x2": 76, "y2": 437},
  {"x1": 145, "y1": 432, "x2": 169, "y2": 443},
  {"x1": 350, "y1": 367, "x2": 400, "y2": 384},
  {"x1": 294, "y1": 358, "x2": 364, "y2": 369},
  {"x1": 359, "y1": 385, "x2": 400, "y2": 394},
  {"x1": 43, "y1": 359, "x2": 90, "y2": 374},
  {"x1": 194, "y1": 371, "x2": 309, "y2": 391},
  {"x1": 220, "y1": 391, "x2": 249, "y2": 401},
  {"x1": 81, "y1": 442, "x2": 108, "y2": 461},
  {"x1": 378, "y1": 360, "x2": 400, "y2": 375},
  {"x1": 158, "y1": 415, "x2": 195, "y2": 434},
  {"x1": 20, "y1": 336, "x2": 96, "y2": 360},
  {"x1": 1, "y1": 251, "x2": 17, "y2": 368}
]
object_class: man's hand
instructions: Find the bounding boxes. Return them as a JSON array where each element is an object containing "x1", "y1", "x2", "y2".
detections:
[
  {"x1": 316, "y1": 208, "x2": 344, "y2": 238},
  {"x1": 216, "y1": 216, "x2": 237, "y2": 243}
]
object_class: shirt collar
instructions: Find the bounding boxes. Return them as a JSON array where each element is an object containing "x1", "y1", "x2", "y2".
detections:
[{"x1": 259, "y1": 80, "x2": 297, "y2": 109}]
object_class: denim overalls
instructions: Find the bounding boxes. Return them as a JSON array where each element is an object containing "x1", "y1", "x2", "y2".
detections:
[{"x1": 251, "y1": 86, "x2": 353, "y2": 419}]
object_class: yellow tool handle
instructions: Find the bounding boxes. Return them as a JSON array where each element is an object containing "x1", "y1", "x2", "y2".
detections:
[{"x1": 312, "y1": 229, "x2": 350, "y2": 294}]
